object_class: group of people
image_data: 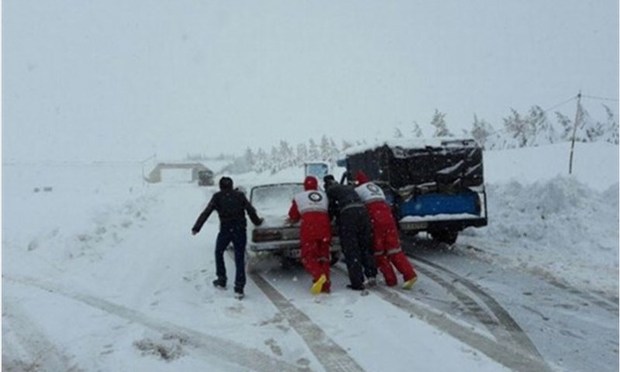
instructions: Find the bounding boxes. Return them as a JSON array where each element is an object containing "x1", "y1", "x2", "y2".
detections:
[
  {"x1": 288, "y1": 171, "x2": 417, "y2": 295},
  {"x1": 191, "y1": 172, "x2": 417, "y2": 299}
]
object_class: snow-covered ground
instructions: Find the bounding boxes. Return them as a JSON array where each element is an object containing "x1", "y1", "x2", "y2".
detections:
[{"x1": 2, "y1": 142, "x2": 618, "y2": 371}]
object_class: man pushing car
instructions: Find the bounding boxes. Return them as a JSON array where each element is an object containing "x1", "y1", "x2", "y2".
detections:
[{"x1": 287, "y1": 176, "x2": 332, "y2": 294}]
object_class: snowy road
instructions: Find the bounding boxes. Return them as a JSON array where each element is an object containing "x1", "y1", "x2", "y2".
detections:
[
  {"x1": 254, "y1": 259, "x2": 551, "y2": 371},
  {"x1": 402, "y1": 237, "x2": 619, "y2": 372}
]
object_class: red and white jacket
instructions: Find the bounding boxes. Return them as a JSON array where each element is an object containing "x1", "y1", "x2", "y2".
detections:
[
  {"x1": 288, "y1": 176, "x2": 332, "y2": 241},
  {"x1": 354, "y1": 172, "x2": 395, "y2": 230}
]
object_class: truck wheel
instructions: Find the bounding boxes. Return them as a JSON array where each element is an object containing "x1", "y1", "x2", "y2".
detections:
[{"x1": 431, "y1": 230, "x2": 458, "y2": 245}]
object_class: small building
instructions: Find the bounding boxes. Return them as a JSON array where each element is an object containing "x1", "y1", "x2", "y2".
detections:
[{"x1": 144, "y1": 163, "x2": 213, "y2": 185}]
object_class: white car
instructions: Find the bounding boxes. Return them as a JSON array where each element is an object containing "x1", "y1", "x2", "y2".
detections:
[{"x1": 248, "y1": 182, "x2": 341, "y2": 268}]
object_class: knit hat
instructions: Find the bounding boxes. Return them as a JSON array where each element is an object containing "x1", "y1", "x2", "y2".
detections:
[
  {"x1": 304, "y1": 176, "x2": 318, "y2": 191},
  {"x1": 355, "y1": 170, "x2": 370, "y2": 185}
]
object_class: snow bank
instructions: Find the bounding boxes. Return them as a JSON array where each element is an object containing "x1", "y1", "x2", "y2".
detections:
[
  {"x1": 463, "y1": 177, "x2": 618, "y2": 295},
  {"x1": 461, "y1": 141, "x2": 619, "y2": 295}
]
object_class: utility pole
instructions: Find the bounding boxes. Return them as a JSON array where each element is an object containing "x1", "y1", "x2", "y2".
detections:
[{"x1": 568, "y1": 91, "x2": 582, "y2": 175}]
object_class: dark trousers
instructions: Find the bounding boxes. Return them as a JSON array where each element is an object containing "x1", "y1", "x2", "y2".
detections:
[
  {"x1": 214, "y1": 223, "x2": 247, "y2": 291},
  {"x1": 338, "y1": 207, "x2": 377, "y2": 288}
]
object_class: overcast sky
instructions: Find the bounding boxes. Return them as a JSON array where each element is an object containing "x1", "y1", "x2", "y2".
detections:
[{"x1": 3, "y1": 0, "x2": 618, "y2": 162}]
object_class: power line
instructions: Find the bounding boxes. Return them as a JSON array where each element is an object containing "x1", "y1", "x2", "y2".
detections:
[
  {"x1": 581, "y1": 94, "x2": 619, "y2": 102},
  {"x1": 542, "y1": 95, "x2": 578, "y2": 113},
  {"x1": 481, "y1": 95, "x2": 578, "y2": 136},
  {"x1": 476, "y1": 92, "x2": 614, "y2": 135}
]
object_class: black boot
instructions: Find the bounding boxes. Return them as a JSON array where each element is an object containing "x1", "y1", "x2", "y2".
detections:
[
  {"x1": 346, "y1": 284, "x2": 365, "y2": 291},
  {"x1": 347, "y1": 284, "x2": 369, "y2": 296},
  {"x1": 213, "y1": 279, "x2": 226, "y2": 289}
]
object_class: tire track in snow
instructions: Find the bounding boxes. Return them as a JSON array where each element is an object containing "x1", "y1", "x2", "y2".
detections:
[
  {"x1": 460, "y1": 243, "x2": 619, "y2": 314},
  {"x1": 331, "y1": 265, "x2": 551, "y2": 372},
  {"x1": 3, "y1": 301, "x2": 79, "y2": 371},
  {"x1": 410, "y1": 254, "x2": 544, "y2": 361},
  {"x1": 4, "y1": 275, "x2": 306, "y2": 372},
  {"x1": 250, "y1": 272, "x2": 364, "y2": 372}
]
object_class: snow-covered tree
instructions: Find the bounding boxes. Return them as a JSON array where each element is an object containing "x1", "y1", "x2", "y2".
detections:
[
  {"x1": 411, "y1": 121, "x2": 423, "y2": 138},
  {"x1": 585, "y1": 117, "x2": 605, "y2": 142},
  {"x1": 255, "y1": 148, "x2": 268, "y2": 173},
  {"x1": 269, "y1": 145, "x2": 281, "y2": 172},
  {"x1": 528, "y1": 105, "x2": 559, "y2": 146},
  {"x1": 430, "y1": 109, "x2": 452, "y2": 137},
  {"x1": 394, "y1": 128, "x2": 404, "y2": 138},
  {"x1": 470, "y1": 114, "x2": 493, "y2": 149},
  {"x1": 555, "y1": 111, "x2": 573, "y2": 140},
  {"x1": 553, "y1": 101, "x2": 592, "y2": 143},
  {"x1": 308, "y1": 139, "x2": 320, "y2": 160},
  {"x1": 329, "y1": 138, "x2": 340, "y2": 163},
  {"x1": 278, "y1": 140, "x2": 295, "y2": 168},
  {"x1": 296, "y1": 143, "x2": 308, "y2": 164},
  {"x1": 341, "y1": 139, "x2": 354, "y2": 151},
  {"x1": 242, "y1": 148, "x2": 255, "y2": 169},
  {"x1": 601, "y1": 104, "x2": 619, "y2": 144},
  {"x1": 573, "y1": 103, "x2": 590, "y2": 142},
  {"x1": 319, "y1": 135, "x2": 332, "y2": 161},
  {"x1": 503, "y1": 108, "x2": 531, "y2": 148}
]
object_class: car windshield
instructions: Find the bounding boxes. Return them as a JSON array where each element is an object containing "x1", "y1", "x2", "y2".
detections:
[{"x1": 251, "y1": 183, "x2": 303, "y2": 215}]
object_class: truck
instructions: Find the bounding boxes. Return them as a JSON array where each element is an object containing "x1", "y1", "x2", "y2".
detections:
[{"x1": 337, "y1": 138, "x2": 488, "y2": 245}]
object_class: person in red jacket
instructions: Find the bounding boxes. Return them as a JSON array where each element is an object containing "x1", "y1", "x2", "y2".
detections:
[
  {"x1": 354, "y1": 171, "x2": 418, "y2": 289},
  {"x1": 288, "y1": 176, "x2": 332, "y2": 294}
]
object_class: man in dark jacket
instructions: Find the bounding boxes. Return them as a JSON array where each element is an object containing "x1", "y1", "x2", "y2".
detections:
[
  {"x1": 323, "y1": 175, "x2": 377, "y2": 291},
  {"x1": 192, "y1": 176, "x2": 263, "y2": 299}
]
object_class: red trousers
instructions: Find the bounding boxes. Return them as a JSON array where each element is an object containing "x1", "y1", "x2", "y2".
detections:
[
  {"x1": 301, "y1": 238, "x2": 331, "y2": 292},
  {"x1": 367, "y1": 203, "x2": 416, "y2": 286}
]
